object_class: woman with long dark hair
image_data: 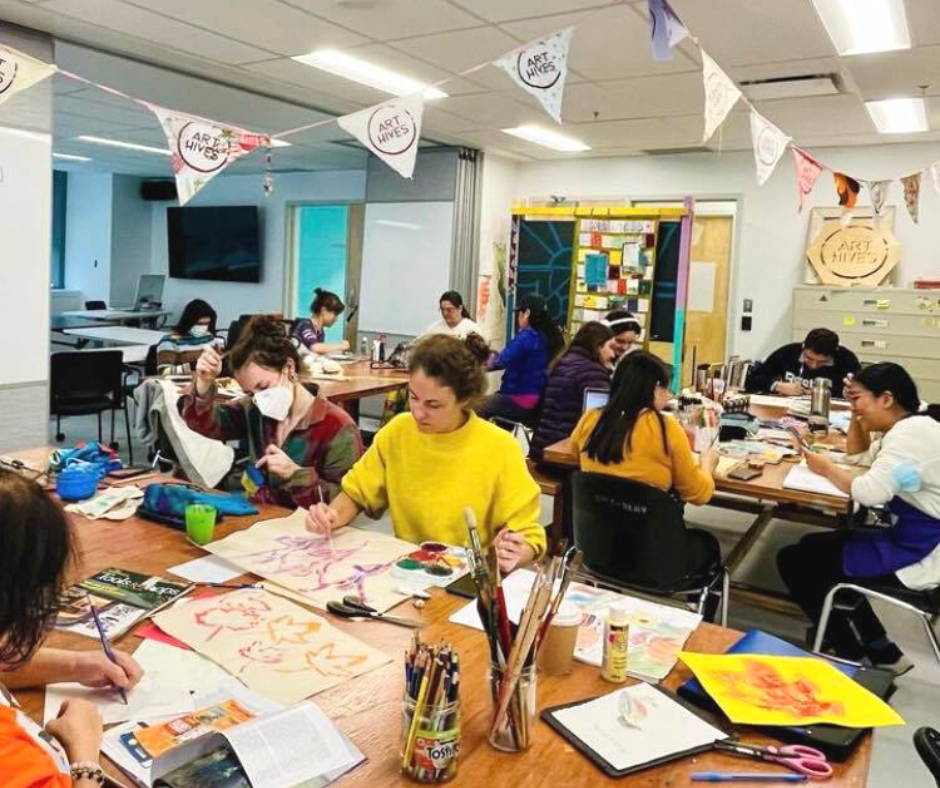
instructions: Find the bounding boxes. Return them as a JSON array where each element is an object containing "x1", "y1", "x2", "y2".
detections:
[
  {"x1": 778, "y1": 362, "x2": 940, "y2": 670},
  {"x1": 476, "y1": 294, "x2": 565, "y2": 424},
  {"x1": 528, "y1": 321, "x2": 614, "y2": 459},
  {"x1": 156, "y1": 298, "x2": 223, "y2": 372},
  {"x1": 294, "y1": 288, "x2": 349, "y2": 355},
  {"x1": 425, "y1": 291, "x2": 480, "y2": 339}
]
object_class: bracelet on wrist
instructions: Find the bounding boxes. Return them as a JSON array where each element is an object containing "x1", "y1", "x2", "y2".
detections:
[{"x1": 70, "y1": 761, "x2": 105, "y2": 785}]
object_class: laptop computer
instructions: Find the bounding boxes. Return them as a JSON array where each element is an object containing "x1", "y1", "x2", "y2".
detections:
[{"x1": 582, "y1": 388, "x2": 609, "y2": 412}]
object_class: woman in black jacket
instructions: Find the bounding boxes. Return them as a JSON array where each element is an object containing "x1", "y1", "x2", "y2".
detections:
[{"x1": 529, "y1": 322, "x2": 615, "y2": 459}]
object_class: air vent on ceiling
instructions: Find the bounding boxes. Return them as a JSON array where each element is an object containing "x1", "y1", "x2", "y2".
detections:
[
  {"x1": 640, "y1": 146, "x2": 711, "y2": 156},
  {"x1": 740, "y1": 73, "x2": 842, "y2": 101}
]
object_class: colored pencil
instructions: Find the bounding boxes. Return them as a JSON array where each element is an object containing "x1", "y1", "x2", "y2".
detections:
[{"x1": 88, "y1": 600, "x2": 128, "y2": 706}]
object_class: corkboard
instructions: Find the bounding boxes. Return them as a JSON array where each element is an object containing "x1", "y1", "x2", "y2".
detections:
[{"x1": 804, "y1": 207, "x2": 900, "y2": 287}]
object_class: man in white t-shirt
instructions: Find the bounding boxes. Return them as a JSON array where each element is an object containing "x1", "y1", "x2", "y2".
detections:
[{"x1": 424, "y1": 290, "x2": 480, "y2": 339}]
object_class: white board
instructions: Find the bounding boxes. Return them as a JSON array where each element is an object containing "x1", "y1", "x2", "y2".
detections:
[{"x1": 359, "y1": 202, "x2": 454, "y2": 335}]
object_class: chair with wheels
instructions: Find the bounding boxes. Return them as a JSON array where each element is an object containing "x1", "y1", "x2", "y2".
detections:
[
  {"x1": 915, "y1": 727, "x2": 940, "y2": 788},
  {"x1": 570, "y1": 470, "x2": 729, "y2": 625},
  {"x1": 813, "y1": 582, "x2": 940, "y2": 667},
  {"x1": 50, "y1": 350, "x2": 133, "y2": 464},
  {"x1": 84, "y1": 300, "x2": 107, "y2": 310}
]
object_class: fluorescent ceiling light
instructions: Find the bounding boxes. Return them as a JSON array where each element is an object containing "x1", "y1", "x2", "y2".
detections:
[
  {"x1": 77, "y1": 135, "x2": 171, "y2": 155},
  {"x1": 292, "y1": 49, "x2": 447, "y2": 100},
  {"x1": 865, "y1": 97, "x2": 928, "y2": 133},
  {"x1": 810, "y1": 0, "x2": 910, "y2": 55},
  {"x1": 268, "y1": 138, "x2": 292, "y2": 148},
  {"x1": 502, "y1": 125, "x2": 591, "y2": 152},
  {"x1": 0, "y1": 126, "x2": 51, "y2": 143},
  {"x1": 53, "y1": 153, "x2": 92, "y2": 162}
]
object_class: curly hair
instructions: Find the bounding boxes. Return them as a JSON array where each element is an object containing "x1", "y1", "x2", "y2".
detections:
[
  {"x1": 0, "y1": 470, "x2": 74, "y2": 666},
  {"x1": 463, "y1": 332, "x2": 493, "y2": 364},
  {"x1": 228, "y1": 315, "x2": 301, "y2": 374},
  {"x1": 409, "y1": 334, "x2": 487, "y2": 407}
]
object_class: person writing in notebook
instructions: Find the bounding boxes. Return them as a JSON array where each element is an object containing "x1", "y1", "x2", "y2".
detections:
[
  {"x1": 0, "y1": 470, "x2": 144, "y2": 788},
  {"x1": 746, "y1": 328, "x2": 860, "y2": 398},
  {"x1": 778, "y1": 363, "x2": 940, "y2": 671},
  {"x1": 293, "y1": 288, "x2": 349, "y2": 356},
  {"x1": 306, "y1": 334, "x2": 546, "y2": 573}
]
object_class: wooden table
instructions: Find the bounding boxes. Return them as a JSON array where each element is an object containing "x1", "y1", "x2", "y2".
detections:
[
  {"x1": 9, "y1": 450, "x2": 871, "y2": 787},
  {"x1": 314, "y1": 360, "x2": 410, "y2": 419}
]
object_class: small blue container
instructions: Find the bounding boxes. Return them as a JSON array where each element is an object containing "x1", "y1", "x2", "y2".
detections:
[{"x1": 56, "y1": 465, "x2": 101, "y2": 502}]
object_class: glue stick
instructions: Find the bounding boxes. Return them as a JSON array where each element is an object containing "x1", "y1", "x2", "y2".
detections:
[{"x1": 602, "y1": 602, "x2": 630, "y2": 683}]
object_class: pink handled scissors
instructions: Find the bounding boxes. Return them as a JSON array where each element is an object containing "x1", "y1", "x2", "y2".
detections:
[{"x1": 715, "y1": 740, "x2": 833, "y2": 780}]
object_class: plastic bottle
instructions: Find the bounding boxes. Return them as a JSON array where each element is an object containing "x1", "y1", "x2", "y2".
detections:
[{"x1": 601, "y1": 602, "x2": 630, "y2": 683}]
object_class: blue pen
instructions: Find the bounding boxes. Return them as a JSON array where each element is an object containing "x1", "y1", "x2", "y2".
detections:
[
  {"x1": 692, "y1": 774, "x2": 807, "y2": 784},
  {"x1": 88, "y1": 602, "x2": 128, "y2": 706}
]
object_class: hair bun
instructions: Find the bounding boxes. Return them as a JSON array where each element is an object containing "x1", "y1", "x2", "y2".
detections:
[{"x1": 314, "y1": 287, "x2": 323, "y2": 295}]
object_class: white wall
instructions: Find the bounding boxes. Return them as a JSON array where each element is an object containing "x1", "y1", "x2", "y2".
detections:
[
  {"x1": 110, "y1": 174, "x2": 153, "y2": 307},
  {"x1": 64, "y1": 171, "x2": 113, "y2": 304},
  {"x1": 511, "y1": 142, "x2": 940, "y2": 360},
  {"x1": 149, "y1": 169, "x2": 367, "y2": 326}
]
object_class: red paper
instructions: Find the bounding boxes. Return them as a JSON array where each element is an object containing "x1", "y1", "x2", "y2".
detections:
[
  {"x1": 136, "y1": 621, "x2": 192, "y2": 651},
  {"x1": 590, "y1": 232, "x2": 602, "y2": 249},
  {"x1": 792, "y1": 146, "x2": 826, "y2": 212}
]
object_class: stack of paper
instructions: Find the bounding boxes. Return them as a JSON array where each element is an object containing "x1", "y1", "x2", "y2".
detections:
[{"x1": 783, "y1": 462, "x2": 849, "y2": 498}]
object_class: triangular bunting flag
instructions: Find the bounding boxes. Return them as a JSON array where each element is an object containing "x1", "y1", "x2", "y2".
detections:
[
  {"x1": 701, "y1": 51, "x2": 742, "y2": 143},
  {"x1": 929, "y1": 161, "x2": 940, "y2": 196},
  {"x1": 901, "y1": 172, "x2": 921, "y2": 224},
  {"x1": 337, "y1": 94, "x2": 424, "y2": 179},
  {"x1": 749, "y1": 109, "x2": 791, "y2": 185},
  {"x1": 792, "y1": 147, "x2": 826, "y2": 212},
  {"x1": 494, "y1": 28, "x2": 573, "y2": 123},
  {"x1": 649, "y1": 0, "x2": 690, "y2": 61},
  {"x1": 0, "y1": 43, "x2": 57, "y2": 106},
  {"x1": 149, "y1": 106, "x2": 269, "y2": 206},
  {"x1": 867, "y1": 180, "x2": 891, "y2": 217},
  {"x1": 834, "y1": 172, "x2": 860, "y2": 209}
]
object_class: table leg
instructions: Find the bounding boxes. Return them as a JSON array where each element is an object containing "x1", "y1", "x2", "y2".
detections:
[
  {"x1": 341, "y1": 399, "x2": 361, "y2": 423},
  {"x1": 724, "y1": 505, "x2": 774, "y2": 576}
]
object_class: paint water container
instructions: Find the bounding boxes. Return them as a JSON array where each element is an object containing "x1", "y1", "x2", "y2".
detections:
[{"x1": 602, "y1": 602, "x2": 630, "y2": 683}]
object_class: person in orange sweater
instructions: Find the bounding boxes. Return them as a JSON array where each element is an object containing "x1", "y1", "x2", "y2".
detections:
[{"x1": 0, "y1": 469, "x2": 143, "y2": 788}]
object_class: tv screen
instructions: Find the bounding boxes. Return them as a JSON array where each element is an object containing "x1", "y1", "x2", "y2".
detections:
[{"x1": 167, "y1": 206, "x2": 261, "y2": 282}]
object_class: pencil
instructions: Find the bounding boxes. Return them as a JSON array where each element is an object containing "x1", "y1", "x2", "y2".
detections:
[
  {"x1": 317, "y1": 483, "x2": 335, "y2": 554},
  {"x1": 402, "y1": 668, "x2": 430, "y2": 769},
  {"x1": 88, "y1": 601, "x2": 128, "y2": 706}
]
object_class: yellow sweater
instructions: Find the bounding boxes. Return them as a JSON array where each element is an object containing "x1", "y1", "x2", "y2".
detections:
[
  {"x1": 570, "y1": 408, "x2": 715, "y2": 505},
  {"x1": 342, "y1": 412, "x2": 546, "y2": 557}
]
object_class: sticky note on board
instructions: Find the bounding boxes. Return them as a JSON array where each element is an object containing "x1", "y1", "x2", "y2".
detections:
[
  {"x1": 574, "y1": 295, "x2": 587, "y2": 307},
  {"x1": 639, "y1": 280, "x2": 653, "y2": 297},
  {"x1": 602, "y1": 235, "x2": 622, "y2": 250},
  {"x1": 637, "y1": 298, "x2": 650, "y2": 313},
  {"x1": 618, "y1": 280, "x2": 628, "y2": 295},
  {"x1": 577, "y1": 264, "x2": 585, "y2": 279},
  {"x1": 577, "y1": 249, "x2": 589, "y2": 262},
  {"x1": 579, "y1": 233, "x2": 592, "y2": 246},
  {"x1": 843, "y1": 315, "x2": 856, "y2": 327},
  {"x1": 627, "y1": 298, "x2": 639, "y2": 311},
  {"x1": 622, "y1": 242, "x2": 640, "y2": 269},
  {"x1": 572, "y1": 308, "x2": 585, "y2": 322},
  {"x1": 643, "y1": 266, "x2": 654, "y2": 280},
  {"x1": 591, "y1": 233, "x2": 603, "y2": 249},
  {"x1": 609, "y1": 249, "x2": 622, "y2": 265},
  {"x1": 628, "y1": 278, "x2": 640, "y2": 295},
  {"x1": 607, "y1": 279, "x2": 619, "y2": 291},
  {"x1": 608, "y1": 265, "x2": 620, "y2": 279}
]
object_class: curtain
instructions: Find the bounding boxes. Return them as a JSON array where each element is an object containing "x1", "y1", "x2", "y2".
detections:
[{"x1": 451, "y1": 147, "x2": 484, "y2": 313}]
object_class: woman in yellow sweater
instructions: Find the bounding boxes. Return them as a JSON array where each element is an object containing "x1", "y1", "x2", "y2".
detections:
[
  {"x1": 306, "y1": 334, "x2": 546, "y2": 573},
  {"x1": 571, "y1": 351, "x2": 718, "y2": 503}
]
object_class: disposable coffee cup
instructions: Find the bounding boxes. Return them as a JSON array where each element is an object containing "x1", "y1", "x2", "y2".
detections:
[{"x1": 538, "y1": 602, "x2": 582, "y2": 676}]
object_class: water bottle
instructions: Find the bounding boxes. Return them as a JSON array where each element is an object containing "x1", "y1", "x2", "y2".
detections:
[{"x1": 809, "y1": 377, "x2": 831, "y2": 435}]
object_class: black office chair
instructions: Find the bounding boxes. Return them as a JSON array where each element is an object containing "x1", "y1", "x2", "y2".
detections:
[
  {"x1": 915, "y1": 728, "x2": 940, "y2": 787},
  {"x1": 84, "y1": 300, "x2": 107, "y2": 310},
  {"x1": 50, "y1": 350, "x2": 133, "y2": 464},
  {"x1": 570, "y1": 471, "x2": 729, "y2": 625}
]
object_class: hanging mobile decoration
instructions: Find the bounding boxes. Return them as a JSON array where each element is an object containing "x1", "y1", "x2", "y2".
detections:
[{"x1": 262, "y1": 147, "x2": 275, "y2": 196}]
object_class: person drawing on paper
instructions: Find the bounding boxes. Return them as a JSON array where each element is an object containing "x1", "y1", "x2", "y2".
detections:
[
  {"x1": 182, "y1": 316, "x2": 363, "y2": 508},
  {"x1": 306, "y1": 335, "x2": 546, "y2": 574},
  {"x1": 0, "y1": 470, "x2": 144, "y2": 788},
  {"x1": 293, "y1": 289, "x2": 350, "y2": 356},
  {"x1": 778, "y1": 363, "x2": 940, "y2": 672},
  {"x1": 746, "y1": 328, "x2": 860, "y2": 398}
]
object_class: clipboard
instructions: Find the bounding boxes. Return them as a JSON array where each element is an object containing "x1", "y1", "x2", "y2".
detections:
[{"x1": 540, "y1": 684, "x2": 731, "y2": 778}]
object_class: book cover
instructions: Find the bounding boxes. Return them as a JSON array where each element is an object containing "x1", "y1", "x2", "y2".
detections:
[
  {"x1": 79, "y1": 567, "x2": 191, "y2": 611},
  {"x1": 153, "y1": 746, "x2": 249, "y2": 788},
  {"x1": 136, "y1": 700, "x2": 256, "y2": 758}
]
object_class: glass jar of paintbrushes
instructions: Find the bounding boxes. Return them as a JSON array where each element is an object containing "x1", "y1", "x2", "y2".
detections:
[
  {"x1": 488, "y1": 661, "x2": 537, "y2": 752},
  {"x1": 401, "y1": 635, "x2": 461, "y2": 783}
]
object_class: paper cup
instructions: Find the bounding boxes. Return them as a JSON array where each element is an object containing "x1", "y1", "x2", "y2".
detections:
[{"x1": 538, "y1": 601, "x2": 582, "y2": 676}]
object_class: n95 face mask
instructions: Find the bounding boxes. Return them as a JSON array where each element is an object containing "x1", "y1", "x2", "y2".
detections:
[{"x1": 253, "y1": 377, "x2": 293, "y2": 421}]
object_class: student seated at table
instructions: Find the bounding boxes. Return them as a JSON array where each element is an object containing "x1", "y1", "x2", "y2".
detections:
[
  {"x1": 425, "y1": 291, "x2": 481, "y2": 339},
  {"x1": 306, "y1": 334, "x2": 546, "y2": 573},
  {"x1": 604, "y1": 309, "x2": 642, "y2": 363},
  {"x1": 746, "y1": 328, "x2": 860, "y2": 398},
  {"x1": 155, "y1": 298, "x2": 224, "y2": 373},
  {"x1": 476, "y1": 295, "x2": 565, "y2": 424},
  {"x1": 528, "y1": 322, "x2": 615, "y2": 460},
  {"x1": 778, "y1": 363, "x2": 940, "y2": 671},
  {"x1": 0, "y1": 469, "x2": 144, "y2": 788},
  {"x1": 181, "y1": 315, "x2": 363, "y2": 507},
  {"x1": 293, "y1": 288, "x2": 350, "y2": 355}
]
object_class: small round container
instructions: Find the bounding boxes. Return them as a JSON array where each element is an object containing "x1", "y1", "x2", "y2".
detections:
[
  {"x1": 185, "y1": 504, "x2": 218, "y2": 546},
  {"x1": 55, "y1": 466, "x2": 100, "y2": 502},
  {"x1": 401, "y1": 695, "x2": 460, "y2": 783}
]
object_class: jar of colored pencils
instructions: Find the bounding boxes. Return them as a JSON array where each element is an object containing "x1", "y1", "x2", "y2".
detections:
[
  {"x1": 400, "y1": 695, "x2": 461, "y2": 783},
  {"x1": 487, "y1": 662, "x2": 537, "y2": 753}
]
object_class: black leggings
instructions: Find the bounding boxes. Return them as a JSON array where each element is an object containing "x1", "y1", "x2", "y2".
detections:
[{"x1": 777, "y1": 530, "x2": 901, "y2": 659}]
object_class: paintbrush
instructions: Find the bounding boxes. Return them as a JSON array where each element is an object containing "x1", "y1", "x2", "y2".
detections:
[{"x1": 317, "y1": 482, "x2": 335, "y2": 554}]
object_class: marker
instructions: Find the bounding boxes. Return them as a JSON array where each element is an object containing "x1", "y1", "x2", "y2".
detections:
[
  {"x1": 692, "y1": 774, "x2": 807, "y2": 784},
  {"x1": 88, "y1": 602, "x2": 128, "y2": 706}
]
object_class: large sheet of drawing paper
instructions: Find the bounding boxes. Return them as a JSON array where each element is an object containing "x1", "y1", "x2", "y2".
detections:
[
  {"x1": 154, "y1": 589, "x2": 390, "y2": 704},
  {"x1": 205, "y1": 509, "x2": 416, "y2": 612}
]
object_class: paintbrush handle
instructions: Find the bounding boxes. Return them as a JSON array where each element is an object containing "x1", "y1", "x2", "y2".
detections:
[{"x1": 89, "y1": 604, "x2": 128, "y2": 705}]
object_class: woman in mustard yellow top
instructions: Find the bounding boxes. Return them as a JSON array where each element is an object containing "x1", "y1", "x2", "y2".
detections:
[
  {"x1": 306, "y1": 335, "x2": 546, "y2": 574},
  {"x1": 571, "y1": 352, "x2": 718, "y2": 505}
]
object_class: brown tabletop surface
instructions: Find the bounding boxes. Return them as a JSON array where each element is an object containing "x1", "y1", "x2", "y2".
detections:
[
  {"x1": 542, "y1": 402, "x2": 860, "y2": 514},
  {"x1": 8, "y1": 447, "x2": 872, "y2": 788},
  {"x1": 313, "y1": 360, "x2": 410, "y2": 403}
]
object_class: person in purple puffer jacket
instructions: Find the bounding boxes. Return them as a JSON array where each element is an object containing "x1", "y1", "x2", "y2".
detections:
[{"x1": 528, "y1": 322, "x2": 615, "y2": 460}]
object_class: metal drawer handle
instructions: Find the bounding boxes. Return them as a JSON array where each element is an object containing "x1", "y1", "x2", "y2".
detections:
[{"x1": 862, "y1": 320, "x2": 887, "y2": 327}]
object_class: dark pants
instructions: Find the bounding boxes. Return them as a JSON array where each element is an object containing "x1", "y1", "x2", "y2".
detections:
[
  {"x1": 476, "y1": 394, "x2": 536, "y2": 426},
  {"x1": 777, "y1": 530, "x2": 902, "y2": 660}
]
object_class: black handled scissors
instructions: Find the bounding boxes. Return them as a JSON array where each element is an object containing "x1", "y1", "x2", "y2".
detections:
[{"x1": 327, "y1": 594, "x2": 424, "y2": 629}]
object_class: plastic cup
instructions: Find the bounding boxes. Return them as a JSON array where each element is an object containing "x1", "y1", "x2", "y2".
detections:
[
  {"x1": 185, "y1": 504, "x2": 217, "y2": 546},
  {"x1": 537, "y1": 602, "x2": 582, "y2": 676}
]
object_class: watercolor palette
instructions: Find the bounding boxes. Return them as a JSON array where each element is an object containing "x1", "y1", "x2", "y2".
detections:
[{"x1": 391, "y1": 542, "x2": 470, "y2": 588}]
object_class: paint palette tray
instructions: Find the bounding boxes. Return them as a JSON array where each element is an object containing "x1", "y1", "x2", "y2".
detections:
[{"x1": 390, "y1": 542, "x2": 470, "y2": 588}]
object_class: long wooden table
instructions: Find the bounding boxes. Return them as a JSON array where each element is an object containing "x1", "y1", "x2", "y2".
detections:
[
  {"x1": 315, "y1": 360, "x2": 410, "y2": 411},
  {"x1": 10, "y1": 459, "x2": 872, "y2": 787}
]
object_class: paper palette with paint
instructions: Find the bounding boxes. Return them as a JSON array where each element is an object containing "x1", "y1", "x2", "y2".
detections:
[{"x1": 390, "y1": 541, "x2": 470, "y2": 588}]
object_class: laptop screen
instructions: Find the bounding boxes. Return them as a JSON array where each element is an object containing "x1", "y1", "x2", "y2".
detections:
[{"x1": 583, "y1": 388, "x2": 609, "y2": 412}]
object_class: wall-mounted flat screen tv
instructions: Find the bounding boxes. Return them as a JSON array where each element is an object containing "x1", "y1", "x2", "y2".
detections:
[{"x1": 167, "y1": 206, "x2": 261, "y2": 282}]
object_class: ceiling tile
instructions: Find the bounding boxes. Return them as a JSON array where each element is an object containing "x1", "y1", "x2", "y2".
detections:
[
  {"x1": 279, "y1": 0, "x2": 481, "y2": 40},
  {"x1": 847, "y1": 46, "x2": 940, "y2": 100},
  {"x1": 753, "y1": 94, "x2": 875, "y2": 137},
  {"x1": 242, "y1": 58, "x2": 386, "y2": 108},
  {"x1": 575, "y1": 72, "x2": 704, "y2": 121},
  {"x1": 40, "y1": 0, "x2": 273, "y2": 64},
  {"x1": 447, "y1": 0, "x2": 619, "y2": 25},
  {"x1": 908, "y1": 0, "x2": 940, "y2": 47},
  {"x1": 437, "y1": 91, "x2": 547, "y2": 129},
  {"x1": 119, "y1": 0, "x2": 368, "y2": 57},
  {"x1": 386, "y1": 26, "x2": 521, "y2": 72}
]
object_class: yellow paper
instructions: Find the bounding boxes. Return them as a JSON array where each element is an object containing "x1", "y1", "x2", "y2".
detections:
[
  {"x1": 679, "y1": 653, "x2": 904, "y2": 728},
  {"x1": 609, "y1": 249, "x2": 622, "y2": 265},
  {"x1": 577, "y1": 249, "x2": 590, "y2": 262}
]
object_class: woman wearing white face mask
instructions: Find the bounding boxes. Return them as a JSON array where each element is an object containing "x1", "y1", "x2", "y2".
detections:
[
  {"x1": 180, "y1": 315, "x2": 364, "y2": 508},
  {"x1": 156, "y1": 299, "x2": 224, "y2": 373}
]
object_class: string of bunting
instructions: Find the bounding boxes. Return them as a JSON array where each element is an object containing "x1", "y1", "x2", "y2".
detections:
[{"x1": 1, "y1": 2, "x2": 938, "y2": 216}]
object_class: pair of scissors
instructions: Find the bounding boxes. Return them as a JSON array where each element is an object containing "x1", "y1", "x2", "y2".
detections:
[
  {"x1": 326, "y1": 594, "x2": 424, "y2": 629},
  {"x1": 714, "y1": 740, "x2": 833, "y2": 780}
]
